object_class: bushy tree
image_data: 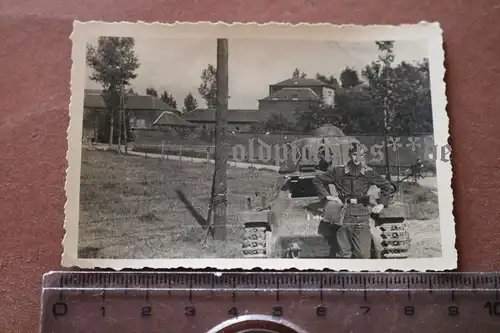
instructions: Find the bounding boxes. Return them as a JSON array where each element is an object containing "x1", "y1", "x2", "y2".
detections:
[
  {"x1": 145, "y1": 87, "x2": 158, "y2": 97},
  {"x1": 183, "y1": 92, "x2": 199, "y2": 112},
  {"x1": 339, "y1": 67, "x2": 362, "y2": 88},
  {"x1": 198, "y1": 64, "x2": 217, "y2": 108},
  {"x1": 299, "y1": 41, "x2": 432, "y2": 137},
  {"x1": 315, "y1": 72, "x2": 339, "y2": 87},
  {"x1": 295, "y1": 102, "x2": 339, "y2": 133},
  {"x1": 160, "y1": 90, "x2": 177, "y2": 109},
  {"x1": 292, "y1": 68, "x2": 307, "y2": 78},
  {"x1": 361, "y1": 41, "x2": 432, "y2": 135},
  {"x1": 86, "y1": 37, "x2": 140, "y2": 147},
  {"x1": 263, "y1": 113, "x2": 297, "y2": 132}
]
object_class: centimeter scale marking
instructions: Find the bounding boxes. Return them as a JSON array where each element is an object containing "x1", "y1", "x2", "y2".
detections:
[
  {"x1": 47, "y1": 271, "x2": 500, "y2": 291},
  {"x1": 41, "y1": 272, "x2": 500, "y2": 333}
]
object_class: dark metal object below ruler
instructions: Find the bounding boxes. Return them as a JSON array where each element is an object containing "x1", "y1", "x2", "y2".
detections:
[{"x1": 40, "y1": 271, "x2": 500, "y2": 333}]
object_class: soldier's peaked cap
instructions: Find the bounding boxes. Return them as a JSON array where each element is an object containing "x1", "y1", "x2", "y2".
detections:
[{"x1": 348, "y1": 142, "x2": 366, "y2": 155}]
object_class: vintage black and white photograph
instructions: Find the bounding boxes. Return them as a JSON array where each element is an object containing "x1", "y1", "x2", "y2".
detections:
[{"x1": 62, "y1": 21, "x2": 455, "y2": 270}]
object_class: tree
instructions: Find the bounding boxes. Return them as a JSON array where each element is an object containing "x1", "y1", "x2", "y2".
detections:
[
  {"x1": 315, "y1": 73, "x2": 339, "y2": 87},
  {"x1": 389, "y1": 59, "x2": 432, "y2": 134},
  {"x1": 198, "y1": 64, "x2": 217, "y2": 108},
  {"x1": 361, "y1": 41, "x2": 432, "y2": 135},
  {"x1": 160, "y1": 90, "x2": 177, "y2": 109},
  {"x1": 359, "y1": 41, "x2": 433, "y2": 176},
  {"x1": 331, "y1": 86, "x2": 380, "y2": 134},
  {"x1": 361, "y1": 41, "x2": 397, "y2": 177},
  {"x1": 86, "y1": 37, "x2": 140, "y2": 148},
  {"x1": 292, "y1": 68, "x2": 307, "y2": 78},
  {"x1": 296, "y1": 102, "x2": 340, "y2": 133},
  {"x1": 263, "y1": 113, "x2": 297, "y2": 132},
  {"x1": 183, "y1": 92, "x2": 199, "y2": 112},
  {"x1": 296, "y1": 41, "x2": 432, "y2": 144},
  {"x1": 361, "y1": 41, "x2": 396, "y2": 127},
  {"x1": 145, "y1": 87, "x2": 158, "y2": 97},
  {"x1": 339, "y1": 67, "x2": 362, "y2": 88}
]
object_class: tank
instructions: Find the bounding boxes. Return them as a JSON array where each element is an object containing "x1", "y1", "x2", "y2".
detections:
[{"x1": 239, "y1": 125, "x2": 411, "y2": 259}]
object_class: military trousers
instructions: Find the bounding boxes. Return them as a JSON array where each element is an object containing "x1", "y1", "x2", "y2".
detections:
[
  {"x1": 336, "y1": 215, "x2": 372, "y2": 259},
  {"x1": 318, "y1": 215, "x2": 383, "y2": 259}
]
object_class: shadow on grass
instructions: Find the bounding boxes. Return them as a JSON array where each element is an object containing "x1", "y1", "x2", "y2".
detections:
[{"x1": 175, "y1": 189, "x2": 209, "y2": 228}]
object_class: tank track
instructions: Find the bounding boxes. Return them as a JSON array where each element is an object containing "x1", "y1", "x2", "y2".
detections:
[
  {"x1": 242, "y1": 225, "x2": 269, "y2": 257},
  {"x1": 378, "y1": 220, "x2": 411, "y2": 259},
  {"x1": 239, "y1": 211, "x2": 273, "y2": 258}
]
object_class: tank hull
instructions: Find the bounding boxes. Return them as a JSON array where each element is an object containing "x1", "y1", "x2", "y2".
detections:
[
  {"x1": 240, "y1": 173, "x2": 411, "y2": 260},
  {"x1": 240, "y1": 126, "x2": 411, "y2": 259}
]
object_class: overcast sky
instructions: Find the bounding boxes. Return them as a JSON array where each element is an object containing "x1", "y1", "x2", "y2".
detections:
[{"x1": 85, "y1": 38, "x2": 428, "y2": 110}]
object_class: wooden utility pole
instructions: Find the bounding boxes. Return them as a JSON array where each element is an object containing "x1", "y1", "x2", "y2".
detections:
[{"x1": 212, "y1": 38, "x2": 229, "y2": 241}]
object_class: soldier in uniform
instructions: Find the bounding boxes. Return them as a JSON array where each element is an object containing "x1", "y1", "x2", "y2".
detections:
[
  {"x1": 315, "y1": 145, "x2": 331, "y2": 172},
  {"x1": 313, "y1": 142, "x2": 393, "y2": 259}
]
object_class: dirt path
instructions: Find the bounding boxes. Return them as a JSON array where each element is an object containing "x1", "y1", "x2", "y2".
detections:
[
  {"x1": 406, "y1": 218, "x2": 441, "y2": 258},
  {"x1": 417, "y1": 177, "x2": 438, "y2": 190}
]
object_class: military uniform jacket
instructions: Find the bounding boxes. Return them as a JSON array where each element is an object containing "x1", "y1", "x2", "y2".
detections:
[{"x1": 312, "y1": 161, "x2": 393, "y2": 216}]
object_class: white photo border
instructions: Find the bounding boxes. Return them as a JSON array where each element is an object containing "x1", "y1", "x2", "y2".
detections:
[{"x1": 62, "y1": 21, "x2": 455, "y2": 271}]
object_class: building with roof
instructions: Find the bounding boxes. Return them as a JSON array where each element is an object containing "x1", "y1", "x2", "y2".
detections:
[
  {"x1": 82, "y1": 89, "x2": 187, "y2": 141},
  {"x1": 178, "y1": 78, "x2": 337, "y2": 132},
  {"x1": 131, "y1": 110, "x2": 198, "y2": 148},
  {"x1": 182, "y1": 108, "x2": 260, "y2": 132},
  {"x1": 153, "y1": 111, "x2": 196, "y2": 129},
  {"x1": 258, "y1": 77, "x2": 336, "y2": 122}
]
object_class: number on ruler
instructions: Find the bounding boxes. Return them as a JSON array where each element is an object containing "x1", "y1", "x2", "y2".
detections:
[
  {"x1": 52, "y1": 302, "x2": 68, "y2": 317},
  {"x1": 316, "y1": 306, "x2": 327, "y2": 317},
  {"x1": 141, "y1": 306, "x2": 152, "y2": 316},
  {"x1": 448, "y1": 306, "x2": 459, "y2": 317},
  {"x1": 484, "y1": 301, "x2": 500, "y2": 316},
  {"x1": 272, "y1": 306, "x2": 283, "y2": 317},
  {"x1": 360, "y1": 306, "x2": 371, "y2": 315},
  {"x1": 185, "y1": 306, "x2": 196, "y2": 317},
  {"x1": 100, "y1": 306, "x2": 106, "y2": 317},
  {"x1": 404, "y1": 306, "x2": 415, "y2": 316}
]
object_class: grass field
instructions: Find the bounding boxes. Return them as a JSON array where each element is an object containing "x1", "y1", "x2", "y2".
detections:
[
  {"x1": 78, "y1": 149, "x2": 278, "y2": 259},
  {"x1": 78, "y1": 149, "x2": 441, "y2": 259}
]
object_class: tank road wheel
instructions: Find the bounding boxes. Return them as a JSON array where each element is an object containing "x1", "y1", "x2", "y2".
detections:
[
  {"x1": 378, "y1": 219, "x2": 411, "y2": 259},
  {"x1": 373, "y1": 199, "x2": 412, "y2": 259},
  {"x1": 239, "y1": 211, "x2": 274, "y2": 258},
  {"x1": 242, "y1": 224, "x2": 269, "y2": 257}
]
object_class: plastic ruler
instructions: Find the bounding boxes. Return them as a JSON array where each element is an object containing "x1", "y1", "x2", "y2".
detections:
[{"x1": 40, "y1": 271, "x2": 500, "y2": 332}]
